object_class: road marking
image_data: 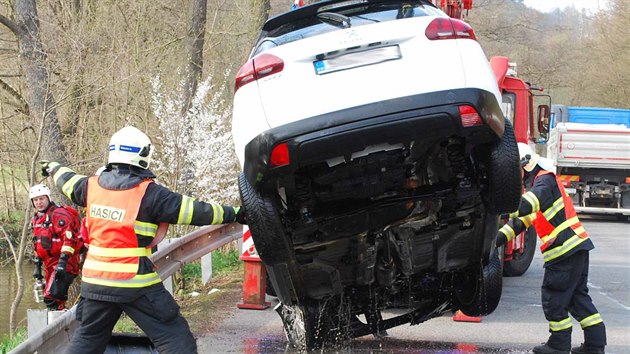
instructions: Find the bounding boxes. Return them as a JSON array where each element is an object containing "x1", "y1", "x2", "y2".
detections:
[{"x1": 588, "y1": 282, "x2": 630, "y2": 311}]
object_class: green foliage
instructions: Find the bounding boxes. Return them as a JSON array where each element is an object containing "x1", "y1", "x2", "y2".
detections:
[
  {"x1": 113, "y1": 314, "x2": 142, "y2": 334},
  {"x1": 179, "y1": 249, "x2": 242, "y2": 290},
  {"x1": 0, "y1": 327, "x2": 27, "y2": 354},
  {"x1": 212, "y1": 249, "x2": 241, "y2": 275}
]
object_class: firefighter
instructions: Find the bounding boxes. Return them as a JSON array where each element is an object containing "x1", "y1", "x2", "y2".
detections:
[
  {"x1": 40, "y1": 126, "x2": 247, "y2": 354},
  {"x1": 29, "y1": 184, "x2": 82, "y2": 311},
  {"x1": 495, "y1": 143, "x2": 606, "y2": 354}
]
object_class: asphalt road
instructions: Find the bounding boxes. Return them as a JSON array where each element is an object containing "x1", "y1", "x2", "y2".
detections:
[{"x1": 197, "y1": 217, "x2": 630, "y2": 353}]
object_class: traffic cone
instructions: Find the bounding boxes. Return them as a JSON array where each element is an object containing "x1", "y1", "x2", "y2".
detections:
[
  {"x1": 452, "y1": 310, "x2": 482, "y2": 322},
  {"x1": 237, "y1": 226, "x2": 271, "y2": 310}
]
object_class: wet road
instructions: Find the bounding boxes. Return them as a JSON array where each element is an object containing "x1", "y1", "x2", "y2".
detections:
[{"x1": 197, "y1": 218, "x2": 630, "y2": 353}]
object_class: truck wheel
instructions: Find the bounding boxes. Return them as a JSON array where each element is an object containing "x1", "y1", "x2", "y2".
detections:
[
  {"x1": 453, "y1": 246, "x2": 503, "y2": 317},
  {"x1": 503, "y1": 228, "x2": 537, "y2": 277},
  {"x1": 483, "y1": 119, "x2": 522, "y2": 214},
  {"x1": 277, "y1": 296, "x2": 351, "y2": 350}
]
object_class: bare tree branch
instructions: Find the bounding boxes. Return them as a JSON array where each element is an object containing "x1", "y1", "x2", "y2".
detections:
[{"x1": 0, "y1": 13, "x2": 24, "y2": 36}]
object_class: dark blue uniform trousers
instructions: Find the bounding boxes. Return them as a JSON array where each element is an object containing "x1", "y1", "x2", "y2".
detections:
[
  {"x1": 542, "y1": 250, "x2": 606, "y2": 350},
  {"x1": 65, "y1": 284, "x2": 197, "y2": 354}
]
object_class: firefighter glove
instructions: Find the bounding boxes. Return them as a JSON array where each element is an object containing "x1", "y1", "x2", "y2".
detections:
[
  {"x1": 54, "y1": 254, "x2": 69, "y2": 281},
  {"x1": 32, "y1": 263, "x2": 43, "y2": 280},
  {"x1": 39, "y1": 160, "x2": 52, "y2": 177},
  {"x1": 235, "y1": 206, "x2": 248, "y2": 225}
]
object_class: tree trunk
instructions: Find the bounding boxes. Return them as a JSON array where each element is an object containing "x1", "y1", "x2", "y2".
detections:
[
  {"x1": 179, "y1": 0, "x2": 208, "y2": 193},
  {"x1": 0, "y1": 0, "x2": 70, "y2": 336},
  {"x1": 15, "y1": 0, "x2": 68, "y2": 164}
]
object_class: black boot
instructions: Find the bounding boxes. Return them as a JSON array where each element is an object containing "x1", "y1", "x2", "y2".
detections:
[
  {"x1": 533, "y1": 343, "x2": 569, "y2": 354},
  {"x1": 571, "y1": 343, "x2": 605, "y2": 354}
]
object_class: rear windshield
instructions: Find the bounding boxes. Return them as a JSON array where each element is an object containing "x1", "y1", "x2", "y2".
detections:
[{"x1": 252, "y1": 0, "x2": 444, "y2": 56}]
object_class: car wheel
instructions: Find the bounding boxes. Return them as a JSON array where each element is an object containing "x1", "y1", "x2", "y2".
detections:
[
  {"x1": 503, "y1": 227, "x2": 537, "y2": 277},
  {"x1": 238, "y1": 172, "x2": 291, "y2": 265},
  {"x1": 453, "y1": 246, "x2": 503, "y2": 317},
  {"x1": 277, "y1": 296, "x2": 351, "y2": 350},
  {"x1": 484, "y1": 118, "x2": 522, "y2": 214}
]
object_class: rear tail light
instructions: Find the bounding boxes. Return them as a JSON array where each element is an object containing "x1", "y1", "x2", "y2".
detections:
[
  {"x1": 425, "y1": 18, "x2": 477, "y2": 41},
  {"x1": 625, "y1": 177, "x2": 630, "y2": 184},
  {"x1": 270, "y1": 143, "x2": 290, "y2": 167},
  {"x1": 234, "y1": 53, "x2": 284, "y2": 93},
  {"x1": 459, "y1": 105, "x2": 483, "y2": 126}
]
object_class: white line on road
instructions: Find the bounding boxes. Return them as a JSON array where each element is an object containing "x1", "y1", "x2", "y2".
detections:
[{"x1": 589, "y1": 282, "x2": 630, "y2": 311}]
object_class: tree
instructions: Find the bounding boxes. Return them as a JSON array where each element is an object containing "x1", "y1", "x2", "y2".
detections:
[{"x1": 0, "y1": 0, "x2": 69, "y2": 337}]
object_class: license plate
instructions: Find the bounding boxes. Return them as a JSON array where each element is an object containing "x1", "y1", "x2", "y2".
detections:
[
  {"x1": 314, "y1": 45, "x2": 401, "y2": 75},
  {"x1": 565, "y1": 188, "x2": 576, "y2": 194}
]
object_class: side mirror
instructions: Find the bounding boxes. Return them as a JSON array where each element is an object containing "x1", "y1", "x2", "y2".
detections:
[{"x1": 537, "y1": 104, "x2": 550, "y2": 135}]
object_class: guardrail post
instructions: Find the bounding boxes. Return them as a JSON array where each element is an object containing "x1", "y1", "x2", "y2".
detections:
[{"x1": 201, "y1": 252, "x2": 213, "y2": 284}]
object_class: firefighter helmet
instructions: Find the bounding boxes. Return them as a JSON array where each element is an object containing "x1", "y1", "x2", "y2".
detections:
[
  {"x1": 518, "y1": 143, "x2": 555, "y2": 172},
  {"x1": 29, "y1": 184, "x2": 51, "y2": 201},
  {"x1": 108, "y1": 126, "x2": 153, "y2": 169},
  {"x1": 517, "y1": 143, "x2": 539, "y2": 172}
]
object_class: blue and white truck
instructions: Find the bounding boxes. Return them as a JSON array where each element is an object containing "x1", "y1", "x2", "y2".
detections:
[{"x1": 547, "y1": 106, "x2": 630, "y2": 217}]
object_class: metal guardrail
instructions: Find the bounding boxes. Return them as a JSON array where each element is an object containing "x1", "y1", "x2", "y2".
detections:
[{"x1": 10, "y1": 223, "x2": 243, "y2": 354}]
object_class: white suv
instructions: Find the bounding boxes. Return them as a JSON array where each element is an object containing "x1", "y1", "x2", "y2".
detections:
[{"x1": 232, "y1": 0, "x2": 521, "y2": 349}]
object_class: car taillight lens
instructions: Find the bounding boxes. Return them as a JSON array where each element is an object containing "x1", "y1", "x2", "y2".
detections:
[
  {"x1": 234, "y1": 53, "x2": 285, "y2": 93},
  {"x1": 425, "y1": 18, "x2": 477, "y2": 41},
  {"x1": 459, "y1": 105, "x2": 483, "y2": 126},
  {"x1": 270, "y1": 143, "x2": 290, "y2": 167}
]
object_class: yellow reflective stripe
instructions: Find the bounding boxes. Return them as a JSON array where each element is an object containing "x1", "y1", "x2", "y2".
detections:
[
  {"x1": 83, "y1": 259, "x2": 138, "y2": 273},
  {"x1": 134, "y1": 221, "x2": 158, "y2": 237},
  {"x1": 61, "y1": 174, "x2": 83, "y2": 200},
  {"x1": 88, "y1": 245, "x2": 152, "y2": 257},
  {"x1": 549, "y1": 317, "x2": 572, "y2": 332},
  {"x1": 580, "y1": 313, "x2": 603, "y2": 328},
  {"x1": 508, "y1": 211, "x2": 519, "y2": 219},
  {"x1": 521, "y1": 215, "x2": 534, "y2": 228},
  {"x1": 51, "y1": 164, "x2": 68, "y2": 184},
  {"x1": 540, "y1": 216, "x2": 580, "y2": 243},
  {"x1": 543, "y1": 197, "x2": 565, "y2": 220},
  {"x1": 211, "y1": 203, "x2": 224, "y2": 224},
  {"x1": 81, "y1": 272, "x2": 162, "y2": 288},
  {"x1": 544, "y1": 234, "x2": 589, "y2": 263},
  {"x1": 177, "y1": 196, "x2": 194, "y2": 224},
  {"x1": 61, "y1": 246, "x2": 75, "y2": 254},
  {"x1": 523, "y1": 191, "x2": 540, "y2": 212},
  {"x1": 499, "y1": 224, "x2": 516, "y2": 241},
  {"x1": 573, "y1": 226, "x2": 585, "y2": 235}
]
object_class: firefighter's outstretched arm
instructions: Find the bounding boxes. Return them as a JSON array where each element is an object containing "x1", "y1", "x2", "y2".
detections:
[
  {"x1": 39, "y1": 160, "x2": 89, "y2": 207},
  {"x1": 495, "y1": 214, "x2": 533, "y2": 247}
]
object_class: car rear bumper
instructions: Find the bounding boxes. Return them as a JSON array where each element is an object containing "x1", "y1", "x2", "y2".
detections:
[{"x1": 243, "y1": 87, "x2": 504, "y2": 188}]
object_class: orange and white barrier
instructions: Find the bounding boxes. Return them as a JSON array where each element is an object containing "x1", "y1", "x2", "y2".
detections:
[{"x1": 237, "y1": 226, "x2": 270, "y2": 310}]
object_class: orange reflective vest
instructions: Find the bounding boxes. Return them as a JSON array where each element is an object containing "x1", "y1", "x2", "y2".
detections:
[
  {"x1": 531, "y1": 170, "x2": 589, "y2": 263},
  {"x1": 82, "y1": 177, "x2": 161, "y2": 288}
]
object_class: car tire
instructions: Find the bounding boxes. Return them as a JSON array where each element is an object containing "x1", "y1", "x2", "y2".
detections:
[
  {"x1": 278, "y1": 296, "x2": 351, "y2": 350},
  {"x1": 503, "y1": 227, "x2": 537, "y2": 277},
  {"x1": 238, "y1": 172, "x2": 291, "y2": 265},
  {"x1": 453, "y1": 246, "x2": 503, "y2": 317},
  {"x1": 484, "y1": 118, "x2": 522, "y2": 214}
]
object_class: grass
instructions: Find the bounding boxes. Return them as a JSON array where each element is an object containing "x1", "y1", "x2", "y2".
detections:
[{"x1": 0, "y1": 327, "x2": 27, "y2": 354}]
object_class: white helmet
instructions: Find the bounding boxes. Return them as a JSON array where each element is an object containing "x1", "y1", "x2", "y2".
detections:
[
  {"x1": 517, "y1": 142, "x2": 555, "y2": 172},
  {"x1": 29, "y1": 184, "x2": 51, "y2": 201},
  {"x1": 108, "y1": 126, "x2": 153, "y2": 169}
]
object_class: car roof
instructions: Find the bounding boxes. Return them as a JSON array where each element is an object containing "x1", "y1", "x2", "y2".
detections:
[{"x1": 262, "y1": 0, "x2": 436, "y2": 33}]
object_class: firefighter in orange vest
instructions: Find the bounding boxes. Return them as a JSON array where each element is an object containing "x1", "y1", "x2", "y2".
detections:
[
  {"x1": 40, "y1": 126, "x2": 247, "y2": 354},
  {"x1": 496, "y1": 143, "x2": 606, "y2": 354},
  {"x1": 29, "y1": 184, "x2": 82, "y2": 310}
]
